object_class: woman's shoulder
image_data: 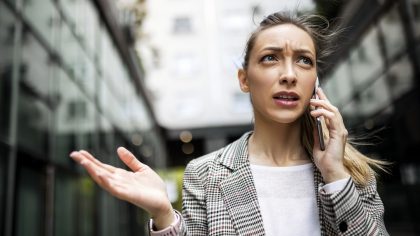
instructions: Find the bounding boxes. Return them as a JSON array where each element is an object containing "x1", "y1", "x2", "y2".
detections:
[
  {"x1": 185, "y1": 148, "x2": 225, "y2": 173},
  {"x1": 185, "y1": 131, "x2": 252, "y2": 174}
]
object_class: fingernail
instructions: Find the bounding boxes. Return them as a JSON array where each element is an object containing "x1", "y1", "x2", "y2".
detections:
[{"x1": 69, "y1": 151, "x2": 77, "y2": 158}]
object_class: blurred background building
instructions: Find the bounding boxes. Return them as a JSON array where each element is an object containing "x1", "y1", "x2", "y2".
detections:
[
  {"x1": 1, "y1": 0, "x2": 419, "y2": 235},
  {"x1": 0, "y1": 0, "x2": 166, "y2": 235}
]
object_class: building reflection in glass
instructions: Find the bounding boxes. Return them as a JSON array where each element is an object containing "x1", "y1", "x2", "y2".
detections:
[{"x1": 0, "y1": 0, "x2": 165, "y2": 235}]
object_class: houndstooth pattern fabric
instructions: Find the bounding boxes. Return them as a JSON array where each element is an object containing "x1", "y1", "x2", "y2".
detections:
[{"x1": 179, "y1": 132, "x2": 388, "y2": 235}]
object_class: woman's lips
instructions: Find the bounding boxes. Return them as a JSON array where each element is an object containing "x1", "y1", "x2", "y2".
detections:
[
  {"x1": 273, "y1": 97, "x2": 299, "y2": 107},
  {"x1": 272, "y1": 91, "x2": 300, "y2": 108}
]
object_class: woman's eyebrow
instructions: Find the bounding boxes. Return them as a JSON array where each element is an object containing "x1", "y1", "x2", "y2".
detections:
[{"x1": 260, "y1": 46, "x2": 315, "y2": 56}]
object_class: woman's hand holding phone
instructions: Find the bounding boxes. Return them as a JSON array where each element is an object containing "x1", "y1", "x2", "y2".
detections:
[
  {"x1": 309, "y1": 87, "x2": 350, "y2": 184},
  {"x1": 70, "y1": 147, "x2": 175, "y2": 230}
]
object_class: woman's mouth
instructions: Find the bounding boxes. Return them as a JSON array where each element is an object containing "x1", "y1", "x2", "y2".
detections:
[{"x1": 273, "y1": 92, "x2": 299, "y2": 107}]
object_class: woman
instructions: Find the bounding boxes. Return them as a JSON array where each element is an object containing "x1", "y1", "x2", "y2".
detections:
[{"x1": 70, "y1": 12, "x2": 388, "y2": 235}]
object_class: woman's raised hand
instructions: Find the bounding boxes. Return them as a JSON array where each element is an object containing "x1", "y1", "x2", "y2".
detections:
[
  {"x1": 70, "y1": 147, "x2": 175, "y2": 230},
  {"x1": 309, "y1": 88, "x2": 351, "y2": 183}
]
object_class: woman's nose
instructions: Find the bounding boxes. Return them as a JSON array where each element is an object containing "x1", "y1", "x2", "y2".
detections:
[{"x1": 279, "y1": 62, "x2": 297, "y2": 85}]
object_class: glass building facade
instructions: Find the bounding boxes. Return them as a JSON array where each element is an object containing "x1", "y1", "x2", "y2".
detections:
[
  {"x1": 0, "y1": 0, "x2": 166, "y2": 235},
  {"x1": 321, "y1": 0, "x2": 420, "y2": 234}
]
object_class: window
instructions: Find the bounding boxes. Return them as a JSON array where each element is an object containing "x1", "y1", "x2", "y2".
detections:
[
  {"x1": 55, "y1": 173, "x2": 95, "y2": 236},
  {"x1": 15, "y1": 166, "x2": 45, "y2": 236},
  {"x1": 349, "y1": 26, "x2": 384, "y2": 87},
  {"x1": 359, "y1": 76, "x2": 392, "y2": 117},
  {"x1": 23, "y1": 0, "x2": 58, "y2": 48},
  {"x1": 173, "y1": 17, "x2": 192, "y2": 34},
  {"x1": 59, "y1": 17, "x2": 85, "y2": 82},
  {"x1": 379, "y1": 6, "x2": 406, "y2": 59},
  {"x1": 0, "y1": 2, "x2": 14, "y2": 140},
  {"x1": 386, "y1": 56, "x2": 414, "y2": 100},
  {"x1": 327, "y1": 61, "x2": 354, "y2": 105},
  {"x1": 67, "y1": 100, "x2": 87, "y2": 121},
  {"x1": 0, "y1": 145, "x2": 6, "y2": 234},
  {"x1": 76, "y1": 177, "x2": 95, "y2": 236},
  {"x1": 411, "y1": 0, "x2": 420, "y2": 38},
  {"x1": 17, "y1": 33, "x2": 52, "y2": 157}
]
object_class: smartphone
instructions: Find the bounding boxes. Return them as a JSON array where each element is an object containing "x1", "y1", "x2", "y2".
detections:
[{"x1": 314, "y1": 77, "x2": 325, "y2": 151}]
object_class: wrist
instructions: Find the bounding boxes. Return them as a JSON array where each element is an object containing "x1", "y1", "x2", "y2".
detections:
[
  {"x1": 150, "y1": 210, "x2": 181, "y2": 236},
  {"x1": 152, "y1": 205, "x2": 175, "y2": 230},
  {"x1": 322, "y1": 168, "x2": 350, "y2": 184}
]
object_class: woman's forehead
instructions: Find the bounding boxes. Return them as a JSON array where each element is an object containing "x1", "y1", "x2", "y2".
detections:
[{"x1": 253, "y1": 24, "x2": 316, "y2": 54}]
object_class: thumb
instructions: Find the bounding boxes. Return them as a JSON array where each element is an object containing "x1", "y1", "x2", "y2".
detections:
[{"x1": 117, "y1": 147, "x2": 145, "y2": 172}]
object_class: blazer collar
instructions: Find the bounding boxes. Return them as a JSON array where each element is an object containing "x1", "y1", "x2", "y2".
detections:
[
  {"x1": 218, "y1": 131, "x2": 265, "y2": 235},
  {"x1": 218, "y1": 131, "x2": 252, "y2": 170}
]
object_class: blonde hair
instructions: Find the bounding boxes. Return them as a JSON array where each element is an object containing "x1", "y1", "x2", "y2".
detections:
[{"x1": 301, "y1": 109, "x2": 389, "y2": 186}]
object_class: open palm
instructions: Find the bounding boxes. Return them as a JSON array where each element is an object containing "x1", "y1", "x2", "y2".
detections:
[{"x1": 70, "y1": 147, "x2": 173, "y2": 220}]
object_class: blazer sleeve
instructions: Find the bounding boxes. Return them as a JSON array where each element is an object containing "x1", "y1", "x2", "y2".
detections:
[
  {"x1": 180, "y1": 159, "x2": 208, "y2": 235},
  {"x1": 319, "y1": 174, "x2": 389, "y2": 236}
]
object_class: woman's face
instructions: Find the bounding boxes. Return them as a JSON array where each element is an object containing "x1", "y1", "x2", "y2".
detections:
[{"x1": 238, "y1": 24, "x2": 317, "y2": 124}]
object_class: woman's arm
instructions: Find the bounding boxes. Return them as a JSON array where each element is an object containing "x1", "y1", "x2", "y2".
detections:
[
  {"x1": 319, "y1": 175, "x2": 388, "y2": 235},
  {"x1": 310, "y1": 88, "x2": 388, "y2": 235}
]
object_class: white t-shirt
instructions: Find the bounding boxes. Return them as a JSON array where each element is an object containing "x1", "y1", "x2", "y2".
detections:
[{"x1": 250, "y1": 163, "x2": 321, "y2": 236}]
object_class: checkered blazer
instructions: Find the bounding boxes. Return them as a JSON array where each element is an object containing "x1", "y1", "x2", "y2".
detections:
[{"x1": 180, "y1": 132, "x2": 388, "y2": 235}]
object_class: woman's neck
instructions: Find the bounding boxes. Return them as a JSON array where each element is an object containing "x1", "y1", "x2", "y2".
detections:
[{"x1": 248, "y1": 117, "x2": 310, "y2": 167}]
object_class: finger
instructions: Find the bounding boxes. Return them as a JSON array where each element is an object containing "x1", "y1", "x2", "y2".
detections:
[
  {"x1": 78, "y1": 158, "x2": 107, "y2": 187},
  {"x1": 70, "y1": 151, "x2": 85, "y2": 163},
  {"x1": 310, "y1": 108, "x2": 335, "y2": 120},
  {"x1": 71, "y1": 151, "x2": 113, "y2": 175},
  {"x1": 316, "y1": 87, "x2": 330, "y2": 102},
  {"x1": 117, "y1": 147, "x2": 145, "y2": 172},
  {"x1": 79, "y1": 150, "x2": 116, "y2": 173},
  {"x1": 310, "y1": 109, "x2": 341, "y2": 132},
  {"x1": 310, "y1": 99, "x2": 336, "y2": 113}
]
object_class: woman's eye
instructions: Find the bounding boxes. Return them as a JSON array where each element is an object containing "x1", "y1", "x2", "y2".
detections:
[
  {"x1": 261, "y1": 55, "x2": 277, "y2": 62},
  {"x1": 297, "y1": 56, "x2": 313, "y2": 65}
]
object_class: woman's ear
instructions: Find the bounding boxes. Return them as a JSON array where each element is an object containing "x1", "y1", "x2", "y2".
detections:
[{"x1": 238, "y1": 69, "x2": 250, "y2": 93}]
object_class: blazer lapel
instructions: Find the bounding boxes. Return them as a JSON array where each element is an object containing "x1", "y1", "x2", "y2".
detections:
[{"x1": 218, "y1": 132, "x2": 265, "y2": 236}]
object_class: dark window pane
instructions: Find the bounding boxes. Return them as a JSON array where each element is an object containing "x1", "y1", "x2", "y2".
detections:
[
  {"x1": 54, "y1": 173, "x2": 76, "y2": 236},
  {"x1": 173, "y1": 17, "x2": 192, "y2": 34},
  {"x1": 386, "y1": 56, "x2": 414, "y2": 100},
  {"x1": 77, "y1": 177, "x2": 95, "y2": 236},
  {"x1": 15, "y1": 165, "x2": 44, "y2": 236},
  {"x1": 0, "y1": 144, "x2": 7, "y2": 233},
  {"x1": 411, "y1": 0, "x2": 420, "y2": 38},
  {"x1": 0, "y1": 2, "x2": 15, "y2": 140},
  {"x1": 54, "y1": 173, "x2": 95, "y2": 236}
]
